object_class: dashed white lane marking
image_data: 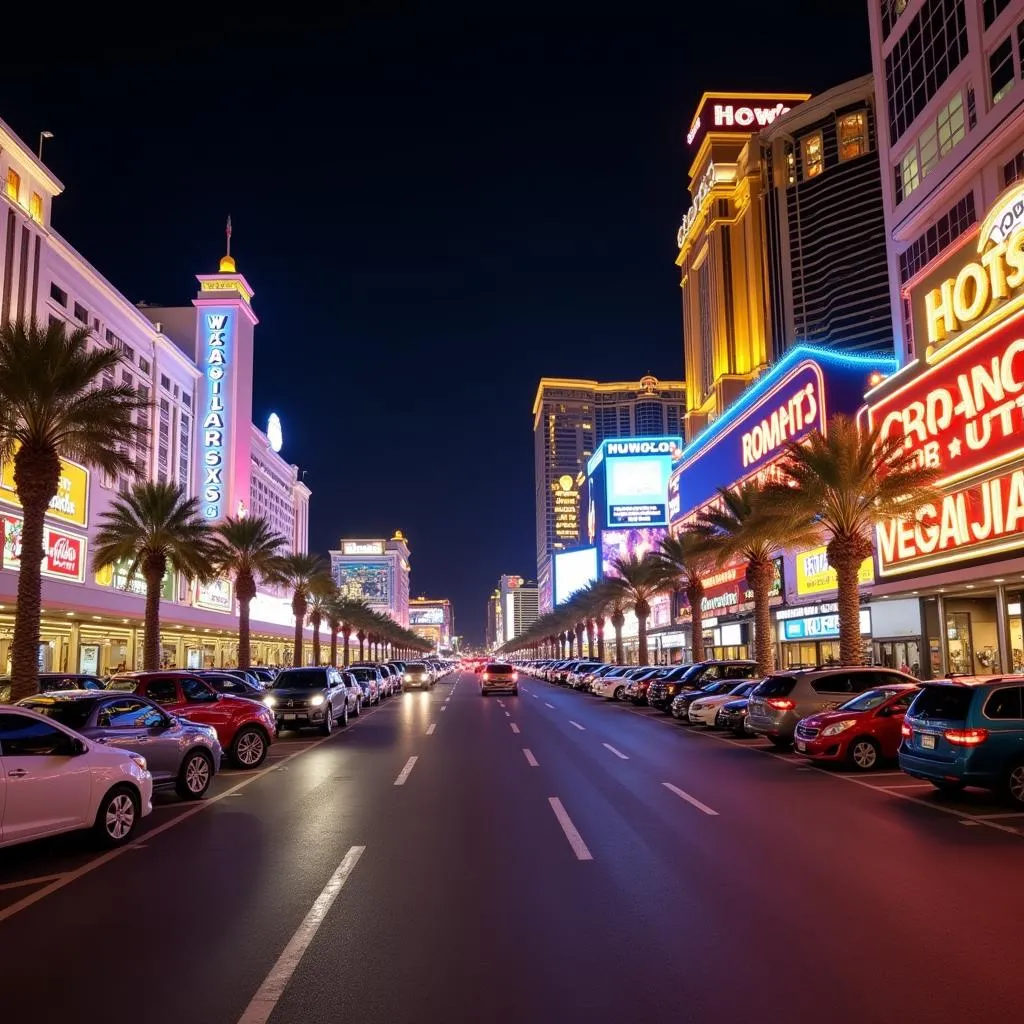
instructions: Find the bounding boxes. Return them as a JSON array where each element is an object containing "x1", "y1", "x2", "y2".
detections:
[
  {"x1": 532, "y1": 694, "x2": 539, "y2": 699},
  {"x1": 602, "y1": 743, "x2": 629, "y2": 760},
  {"x1": 548, "y1": 797, "x2": 593, "y2": 861},
  {"x1": 523, "y1": 748, "x2": 539, "y2": 767},
  {"x1": 663, "y1": 782, "x2": 719, "y2": 817},
  {"x1": 510, "y1": 723, "x2": 520, "y2": 734},
  {"x1": 545, "y1": 703, "x2": 555, "y2": 709},
  {"x1": 426, "y1": 724, "x2": 436, "y2": 735},
  {"x1": 237, "y1": 846, "x2": 365, "y2": 1024},
  {"x1": 0, "y1": 873, "x2": 67, "y2": 892},
  {"x1": 504, "y1": 711, "x2": 511, "y2": 718},
  {"x1": 393, "y1": 756, "x2": 418, "y2": 786},
  {"x1": 569, "y1": 721, "x2": 585, "y2": 731},
  {"x1": 440, "y1": 706, "x2": 447, "y2": 712}
]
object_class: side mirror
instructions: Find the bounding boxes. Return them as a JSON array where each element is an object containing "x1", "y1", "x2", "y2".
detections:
[{"x1": 72, "y1": 738, "x2": 88, "y2": 756}]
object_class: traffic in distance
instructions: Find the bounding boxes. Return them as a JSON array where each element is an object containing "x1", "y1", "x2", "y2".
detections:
[{"x1": 0, "y1": 659, "x2": 457, "y2": 850}]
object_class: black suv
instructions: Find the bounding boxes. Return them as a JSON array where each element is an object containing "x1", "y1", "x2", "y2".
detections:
[{"x1": 647, "y1": 661, "x2": 759, "y2": 713}]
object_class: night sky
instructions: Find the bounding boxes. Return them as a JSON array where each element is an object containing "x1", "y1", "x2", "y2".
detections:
[{"x1": 1, "y1": 4, "x2": 871, "y2": 643}]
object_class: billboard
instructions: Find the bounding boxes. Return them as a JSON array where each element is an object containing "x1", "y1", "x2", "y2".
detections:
[
  {"x1": 600, "y1": 527, "x2": 667, "y2": 578},
  {"x1": 410, "y1": 607, "x2": 445, "y2": 626},
  {"x1": 554, "y1": 546, "x2": 598, "y2": 606},
  {"x1": 335, "y1": 561, "x2": 391, "y2": 604},
  {"x1": 685, "y1": 91, "x2": 809, "y2": 150},
  {"x1": 95, "y1": 556, "x2": 176, "y2": 601},
  {"x1": 1, "y1": 453, "x2": 89, "y2": 527},
  {"x1": 602, "y1": 437, "x2": 679, "y2": 527},
  {"x1": 342, "y1": 540, "x2": 385, "y2": 556},
  {"x1": 795, "y1": 546, "x2": 874, "y2": 596},
  {"x1": 552, "y1": 474, "x2": 581, "y2": 542},
  {"x1": 1, "y1": 512, "x2": 87, "y2": 582},
  {"x1": 677, "y1": 557, "x2": 783, "y2": 620}
]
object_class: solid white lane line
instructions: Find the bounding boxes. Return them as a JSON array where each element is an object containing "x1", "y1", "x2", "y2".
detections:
[
  {"x1": 602, "y1": 743, "x2": 629, "y2": 760},
  {"x1": 393, "y1": 756, "x2": 418, "y2": 786},
  {"x1": 548, "y1": 797, "x2": 593, "y2": 861},
  {"x1": 545, "y1": 702, "x2": 555, "y2": 709},
  {"x1": 569, "y1": 721, "x2": 585, "y2": 731},
  {"x1": 237, "y1": 846, "x2": 365, "y2": 1024},
  {"x1": 426, "y1": 724, "x2": 436, "y2": 735},
  {"x1": 510, "y1": 723, "x2": 520, "y2": 734},
  {"x1": 663, "y1": 782, "x2": 719, "y2": 817},
  {"x1": 523, "y1": 748, "x2": 539, "y2": 767}
]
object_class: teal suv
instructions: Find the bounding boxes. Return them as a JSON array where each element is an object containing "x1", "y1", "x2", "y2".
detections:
[{"x1": 899, "y1": 679, "x2": 1024, "y2": 805}]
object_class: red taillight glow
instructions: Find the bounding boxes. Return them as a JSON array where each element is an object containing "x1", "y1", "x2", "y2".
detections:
[
  {"x1": 766, "y1": 697, "x2": 795, "y2": 711},
  {"x1": 901, "y1": 722, "x2": 912, "y2": 738},
  {"x1": 943, "y1": 728, "x2": 989, "y2": 746}
]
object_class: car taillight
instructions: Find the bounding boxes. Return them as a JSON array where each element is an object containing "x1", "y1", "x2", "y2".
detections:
[
  {"x1": 901, "y1": 722, "x2": 912, "y2": 737},
  {"x1": 766, "y1": 698, "x2": 795, "y2": 711},
  {"x1": 512, "y1": 672, "x2": 518, "y2": 680},
  {"x1": 944, "y1": 728, "x2": 989, "y2": 746}
]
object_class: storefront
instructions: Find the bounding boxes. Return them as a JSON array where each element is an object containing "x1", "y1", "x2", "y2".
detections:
[
  {"x1": 775, "y1": 602, "x2": 872, "y2": 669},
  {"x1": 864, "y1": 182, "x2": 1024, "y2": 677}
]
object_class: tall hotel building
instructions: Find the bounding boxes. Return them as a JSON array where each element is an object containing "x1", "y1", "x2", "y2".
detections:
[
  {"x1": 329, "y1": 533, "x2": 412, "y2": 628},
  {"x1": 0, "y1": 114, "x2": 314, "y2": 673},
  {"x1": 533, "y1": 376, "x2": 685, "y2": 612}
]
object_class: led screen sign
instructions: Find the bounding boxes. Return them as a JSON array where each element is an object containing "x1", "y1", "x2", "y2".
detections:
[
  {"x1": 600, "y1": 527, "x2": 667, "y2": 578},
  {"x1": 342, "y1": 540, "x2": 385, "y2": 556},
  {"x1": 201, "y1": 310, "x2": 232, "y2": 520},
  {"x1": 603, "y1": 437, "x2": 679, "y2": 527},
  {"x1": 1, "y1": 512, "x2": 86, "y2": 582},
  {"x1": 677, "y1": 558, "x2": 783, "y2": 621},
  {"x1": 0, "y1": 453, "x2": 89, "y2": 527},
  {"x1": 685, "y1": 92, "x2": 807, "y2": 149},
  {"x1": 334, "y1": 561, "x2": 391, "y2": 604},
  {"x1": 410, "y1": 607, "x2": 446, "y2": 626},
  {"x1": 554, "y1": 546, "x2": 598, "y2": 606},
  {"x1": 795, "y1": 546, "x2": 874, "y2": 596},
  {"x1": 553, "y1": 474, "x2": 581, "y2": 542}
]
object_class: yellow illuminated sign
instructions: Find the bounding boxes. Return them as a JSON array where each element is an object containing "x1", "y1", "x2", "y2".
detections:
[
  {"x1": 553, "y1": 475, "x2": 580, "y2": 540},
  {"x1": 200, "y1": 277, "x2": 253, "y2": 304},
  {"x1": 0, "y1": 455, "x2": 89, "y2": 527},
  {"x1": 795, "y1": 546, "x2": 873, "y2": 596}
]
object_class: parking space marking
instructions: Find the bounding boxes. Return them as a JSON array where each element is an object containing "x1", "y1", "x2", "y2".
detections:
[
  {"x1": 426, "y1": 724, "x2": 436, "y2": 735},
  {"x1": 0, "y1": 873, "x2": 67, "y2": 892},
  {"x1": 602, "y1": 743, "x2": 629, "y2": 760},
  {"x1": 974, "y1": 811, "x2": 1024, "y2": 819},
  {"x1": 878, "y1": 782, "x2": 935, "y2": 790},
  {"x1": 569, "y1": 721, "x2": 585, "y2": 731},
  {"x1": 393, "y1": 757, "x2": 418, "y2": 786},
  {"x1": 663, "y1": 782, "x2": 719, "y2": 817},
  {"x1": 237, "y1": 845, "x2": 365, "y2": 1024},
  {"x1": 510, "y1": 723, "x2": 521, "y2": 734},
  {"x1": 523, "y1": 748, "x2": 539, "y2": 767},
  {"x1": 548, "y1": 797, "x2": 593, "y2": 861},
  {"x1": 545, "y1": 703, "x2": 555, "y2": 709}
]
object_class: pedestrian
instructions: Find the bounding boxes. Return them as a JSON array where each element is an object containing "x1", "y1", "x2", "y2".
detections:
[{"x1": 900, "y1": 661, "x2": 912, "y2": 675}]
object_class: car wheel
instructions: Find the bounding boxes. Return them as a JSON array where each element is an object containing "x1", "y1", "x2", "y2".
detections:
[
  {"x1": 340, "y1": 701, "x2": 349, "y2": 727},
  {"x1": 176, "y1": 749, "x2": 214, "y2": 800},
  {"x1": 612, "y1": 686, "x2": 624, "y2": 701},
  {"x1": 847, "y1": 737, "x2": 880, "y2": 771},
  {"x1": 94, "y1": 785, "x2": 140, "y2": 847},
  {"x1": 321, "y1": 706, "x2": 334, "y2": 736},
  {"x1": 232, "y1": 726, "x2": 269, "y2": 769},
  {"x1": 1004, "y1": 760, "x2": 1024, "y2": 806},
  {"x1": 352, "y1": 697, "x2": 361, "y2": 717},
  {"x1": 481, "y1": 689, "x2": 488, "y2": 697},
  {"x1": 768, "y1": 737, "x2": 791, "y2": 750},
  {"x1": 931, "y1": 780, "x2": 964, "y2": 797},
  {"x1": 512, "y1": 688, "x2": 519, "y2": 696}
]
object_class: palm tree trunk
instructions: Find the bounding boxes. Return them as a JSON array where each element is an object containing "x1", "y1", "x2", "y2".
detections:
[
  {"x1": 746, "y1": 559, "x2": 776, "y2": 677},
  {"x1": 9, "y1": 449, "x2": 60, "y2": 701},
  {"x1": 236, "y1": 570, "x2": 256, "y2": 670},
  {"x1": 612, "y1": 613, "x2": 625, "y2": 664},
  {"x1": 143, "y1": 553, "x2": 168, "y2": 671},
  {"x1": 596, "y1": 620, "x2": 605, "y2": 662},
  {"x1": 292, "y1": 594, "x2": 307, "y2": 666},
  {"x1": 637, "y1": 612, "x2": 649, "y2": 666},
  {"x1": 358, "y1": 632, "x2": 365, "y2": 660},
  {"x1": 688, "y1": 581, "x2": 706, "y2": 663},
  {"x1": 329, "y1": 628, "x2": 338, "y2": 667},
  {"x1": 342, "y1": 628, "x2": 351, "y2": 666},
  {"x1": 311, "y1": 614, "x2": 322, "y2": 665},
  {"x1": 829, "y1": 537, "x2": 872, "y2": 666},
  {"x1": 575, "y1": 624, "x2": 584, "y2": 659},
  {"x1": 586, "y1": 620, "x2": 595, "y2": 659}
]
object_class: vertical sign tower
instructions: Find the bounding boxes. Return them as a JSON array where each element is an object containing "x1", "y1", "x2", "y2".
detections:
[{"x1": 193, "y1": 220, "x2": 259, "y2": 521}]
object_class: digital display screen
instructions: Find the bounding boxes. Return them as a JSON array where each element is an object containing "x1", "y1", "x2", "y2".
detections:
[
  {"x1": 606, "y1": 454, "x2": 671, "y2": 526},
  {"x1": 554, "y1": 547, "x2": 598, "y2": 606},
  {"x1": 410, "y1": 607, "x2": 445, "y2": 625},
  {"x1": 334, "y1": 562, "x2": 391, "y2": 604},
  {"x1": 600, "y1": 527, "x2": 667, "y2": 577}
]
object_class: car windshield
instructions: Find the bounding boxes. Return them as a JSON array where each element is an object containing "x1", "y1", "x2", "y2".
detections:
[
  {"x1": 909, "y1": 685, "x2": 974, "y2": 722},
  {"x1": 841, "y1": 688, "x2": 902, "y2": 713},
  {"x1": 406, "y1": 664, "x2": 427, "y2": 671},
  {"x1": 20, "y1": 698, "x2": 95, "y2": 731},
  {"x1": 271, "y1": 669, "x2": 328, "y2": 689},
  {"x1": 729, "y1": 681, "x2": 755, "y2": 695},
  {"x1": 485, "y1": 664, "x2": 512, "y2": 673},
  {"x1": 350, "y1": 669, "x2": 377, "y2": 681}
]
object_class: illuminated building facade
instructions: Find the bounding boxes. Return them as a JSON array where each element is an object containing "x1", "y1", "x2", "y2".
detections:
[
  {"x1": 249, "y1": 422, "x2": 311, "y2": 555},
  {"x1": 486, "y1": 589, "x2": 501, "y2": 649},
  {"x1": 329, "y1": 533, "x2": 411, "y2": 627},
  {"x1": 533, "y1": 375, "x2": 685, "y2": 613},
  {"x1": 409, "y1": 597, "x2": 453, "y2": 652},
  {"x1": 0, "y1": 114, "x2": 317, "y2": 672},
  {"x1": 496, "y1": 575, "x2": 538, "y2": 645}
]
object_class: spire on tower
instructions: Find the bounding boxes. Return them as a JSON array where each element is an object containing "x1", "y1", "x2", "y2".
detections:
[{"x1": 219, "y1": 216, "x2": 236, "y2": 273}]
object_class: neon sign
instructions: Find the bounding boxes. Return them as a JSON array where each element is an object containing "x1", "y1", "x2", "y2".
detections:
[
  {"x1": 685, "y1": 92, "x2": 808, "y2": 150},
  {"x1": 202, "y1": 310, "x2": 231, "y2": 520}
]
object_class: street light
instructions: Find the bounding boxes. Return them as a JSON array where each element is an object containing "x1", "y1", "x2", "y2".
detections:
[{"x1": 38, "y1": 130, "x2": 53, "y2": 160}]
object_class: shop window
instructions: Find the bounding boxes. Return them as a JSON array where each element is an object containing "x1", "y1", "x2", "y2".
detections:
[
  {"x1": 6, "y1": 168, "x2": 20, "y2": 201},
  {"x1": 801, "y1": 132, "x2": 824, "y2": 179},
  {"x1": 990, "y1": 36, "x2": 1016, "y2": 104},
  {"x1": 837, "y1": 111, "x2": 867, "y2": 161},
  {"x1": 29, "y1": 192, "x2": 42, "y2": 222}
]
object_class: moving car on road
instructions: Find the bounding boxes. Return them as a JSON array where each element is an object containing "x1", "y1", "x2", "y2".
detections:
[
  {"x1": 19, "y1": 690, "x2": 221, "y2": 799},
  {"x1": 108, "y1": 672, "x2": 276, "y2": 768},
  {"x1": 264, "y1": 667, "x2": 352, "y2": 734},
  {"x1": 480, "y1": 663, "x2": 518, "y2": 696},
  {"x1": 0, "y1": 705, "x2": 153, "y2": 848},
  {"x1": 402, "y1": 663, "x2": 434, "y2": 690}
]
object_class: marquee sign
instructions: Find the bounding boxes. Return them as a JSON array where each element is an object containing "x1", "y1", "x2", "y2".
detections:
[
  {"x1": 201, "y1": 310, "x2": 232, "y2": 520},
  {"x1": 685, "y1": 92, "x2": 808, "y2": 149},
  {"x1": 1, "y1": 512, "x2": 86, "y2": 582},
  {"x1": 342, "y1": 540, "x2": 385, "y2": 556},
  {"x1": 677, "y1": 558, "x2": 783, "y2": 621}
]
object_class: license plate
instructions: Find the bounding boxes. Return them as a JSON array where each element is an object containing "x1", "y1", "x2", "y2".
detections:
[
  {"x1": 795, "y1": 740, "x2": 806, "y2": 752},
  {"x1": 920, "y1": 733, "x2": 936, "y2": 750},
  {"x1": 283, "y1": 713, "x2": 297, "y2": 721}
]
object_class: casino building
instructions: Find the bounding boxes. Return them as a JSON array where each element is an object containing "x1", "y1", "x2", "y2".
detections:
[
  {"x1": 330, "y1": 534, "x2": 411, "y2": 628},
  {"x1": 409, "y1": 597, "x2": 453, "y2": 653},
  {"x1": 0, "y1": 114, "x2": 317, "y2": 673}
]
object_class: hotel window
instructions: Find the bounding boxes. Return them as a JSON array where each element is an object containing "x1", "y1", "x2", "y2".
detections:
[
  {"x1": 178, "y1": 413, "x2": 191, "y2": 491},
  {"x1": 898, "y1": 148, "x2": 921, "y2": 201},
  {"x1": 139, "y1": 356, "x2": 150, "y2": 374},
  {"x1": 990, "y1": 36, "x2": 1016, "y2": 103},
  {"x1": 160, "y1": 374, "x2": 171, "y2": 392},
  {"x1": 837, "y1": 112, "x2": 867, "y2": 161},
  {"x1": 121, "y1": 369, "x2": 133, "y2": 388},
  {"x1": 6, "y1": 168, "x2": 20, "y2": 201},
  {"x1": 121, "y1": 343, "x2": 134, "y2": 363},
  {"x1": 73, "y1": 301, "x2": 88, "y2": 323},
  {"x1": 29, "y1": 192, "x2": 42, "y2": 223},
  {"x1": 801, "y1": 132, "x2": 824, "y2": 179},
  {"x1": 984, "y1": 0, "x2": 1012, "y2": 27},
  {"x1": 1004, "y1": 149, "x2": 1024, "y2": 186},
  {"x1": 49, "y1": 282, "x2": 67, "y2": 307},
  {"x1": 893, "y1": 91, "x2": 965, "y2": 203}
]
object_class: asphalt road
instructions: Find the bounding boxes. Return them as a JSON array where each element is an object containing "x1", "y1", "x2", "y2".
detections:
[{"x1": 2, "y1": 670, "x2": 1023, "y2": 1024}]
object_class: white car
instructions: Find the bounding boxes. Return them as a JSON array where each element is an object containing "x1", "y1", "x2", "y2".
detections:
[
  {"x1": 0, "y1": 705, "x2": 154, "y2": 849},
  {"x1": 687, "y1": 681, "x2": 760, "y2": 727},
  {"x1": 592, "y1": 668, "x2": 633, "y2": 700}
]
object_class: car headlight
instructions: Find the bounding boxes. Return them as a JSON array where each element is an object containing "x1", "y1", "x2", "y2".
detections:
[
  {"x1": 310, "y1": 694, "x2": 325, "y2": 706},
  {"x1": 691, "y1": 702, "x2": 704, "y2": 711},
  {"x1": 130, "y1": 754, "x2": 147, "y2": 771},
  {"x1": 821, "y1": 719, "x2": 856, "y2": 737},
  {"x1": 264, "y1": 695, "x2": 276, "y2": 708}
]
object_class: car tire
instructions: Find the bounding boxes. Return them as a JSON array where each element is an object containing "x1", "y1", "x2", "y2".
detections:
[
  {"x1": 339, "y1": 702, "x2": 349, "y2": 727},
  {"x1": 175, "y1": 749, "x2": 214, "y2": 800},
  {"x1": 612, "y1": 686, "x2": 624, "y2": 701},
  {"x1": 511, "y1": 688, "x2": 519, "y2": 695},
  {"x1": 321, "y1": 706, "x2": 334, "y2": 736},
  {"x1": 352, "y1": 697, "x2": 361, "y2": 717},
  {"x1": 93, "y1": 784, "x2": 140, "y2": 847},
  {"x1": 768, "y1": 737, "x2": 792, "y2": 750},
  {"x1": 847, "y1": 737, "x2": 880, "y2": 771},
  {"x1": 930, "y1": 780, "x2": 964, "y2": 797},
  {"x1": 231, "y1": 726, "x2": 269, "y2": 769},
  {"x1": 1003, "y1": 760, "x2": 1024, "y2": 806}
]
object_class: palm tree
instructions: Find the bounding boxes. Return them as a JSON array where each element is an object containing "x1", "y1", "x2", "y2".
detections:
[
  {"x1": 774, "y1": 413, "x2": 939, "y2": 666},
  {"x1": 0, "y1": 320, "x2": 150, "y2": 700},
  {"x1": 574, "y1": 581, "x2": 609, "y2": 661},
  {"x1": 695, "y1": 481, "x2": 819, "y2": 677},
  {"x1": 334, "y1": 597, "x2": 371, "y2": 667},
  {"x1": 93, "y1": 481, "x2": 218, "y2": 671},
  {"x1": 656, "y1": 530, "x2": 716, "y2": 664},
  {"x1": 305, "y1": 576, "x2": 337, "y2": 666},
  {"x1": 604, "y1": 553, "x2": 669, "y2": 666},
  {"x1": 609, "y1": 591, "x2": 627, "y2": 664},
  {"x1": 213, "y1": 516, "x2": 286, "y2": 670},
  {"x1": 274, "y1": 552, "x2": 331, "y2": 666},
  {"x1": 325, "y1": 596, "x2": 344, "y2": 667}
]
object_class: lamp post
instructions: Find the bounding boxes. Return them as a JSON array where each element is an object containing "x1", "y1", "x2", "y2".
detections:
[{"x1": 37, "y1": 131, "x2": 53, "y2": 160}]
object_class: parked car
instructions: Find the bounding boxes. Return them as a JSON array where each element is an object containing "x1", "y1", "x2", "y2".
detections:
[
  {"x1": 402, "y1": 662, "x2": 434, "y2": 690},
  {"x1": 0, "y1": 673, "x2": 108, "y2": 702},
  {"x1": 193, "y1": 670, "x2": 266, "y2": 701},
  {"x1": 108, "y1": 672, "x2": 276, "y2": 768},
  {"x1": 20, "y1": 690, "x2": 222, "y2": 799},
  {"x1": 264, "y1": 667, "x2": 352, "y2": 734},
  {"x1": 480, "y1": 663, "x2": 518, "y2": 696},
  {"x1": 747, "y1": 667, "x2": 917, "y2": 748},
  {"x1": 900, "y1": 678, "x2": 1024, "y2": 804},
  {"x1": 351, "y1": 663, "x2": 393, "y2": 697},
  {"x1": 339, "y1": 671, "x2": 363, "y2": 717},
  {"x1": 0, "y1": 705, "x2": 153, "y2": 848},
  {"x1": 688, "y1": 681, "x2": 761, "y2": 726},
  {"x1": 716, "y1": 696, "x2": 753, "y2": 737},
  {"x1": 348, "y1": 667, "x2": 382, "y2": 705},
  {"x1": 592, "y1": 665, "x2": 634, "y2": 700},
  {"x1": 794, "y1": 684, "x2": 919, "y2": 770},
  {"x1": 647, "y1": 661, "x2": 759, "y2": 713},
  {"x1": 672, "y1": 679, "x2": 751, "y2": 721},
  {"x1": 624, "y1": 667, "x2": 670, "y2": 705},
  {"x1": 568, "y1": 662, "x2": 603, "y2": 689}
]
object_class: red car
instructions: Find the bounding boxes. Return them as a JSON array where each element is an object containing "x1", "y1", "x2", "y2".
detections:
[
  {"x1": 793, "y1": 684, "x2": 919, "y2": 771},
  {"x1": 109, "y1": 671, "x2": 276, "y2": 769}
]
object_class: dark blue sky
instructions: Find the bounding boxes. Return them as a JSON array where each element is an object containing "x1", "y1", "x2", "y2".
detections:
[{"x1": 1, "y1": 5, "x2": 870, "y2": 643}]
